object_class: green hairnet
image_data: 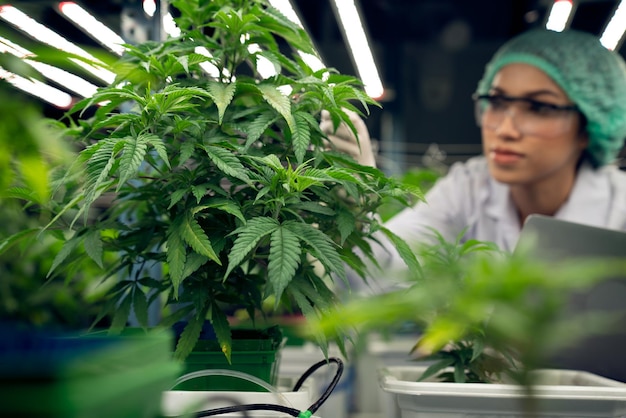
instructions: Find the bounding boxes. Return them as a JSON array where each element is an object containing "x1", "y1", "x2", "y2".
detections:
[{"x1": 476, "y1": 29, "x2": 626, "y2": 167}]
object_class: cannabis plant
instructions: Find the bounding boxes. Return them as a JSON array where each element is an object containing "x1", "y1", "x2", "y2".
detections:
[{"x1": 20, "y1": 0, "x2": 420, "y2": 360}]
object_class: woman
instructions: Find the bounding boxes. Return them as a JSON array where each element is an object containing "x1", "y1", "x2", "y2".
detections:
[{"x1": 322, "y1": 29, "x2": 626, "y2": 271}]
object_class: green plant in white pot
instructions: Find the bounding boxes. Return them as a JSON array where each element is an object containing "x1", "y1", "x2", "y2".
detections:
[
  {"x1": 13, "y1": 0, "x2": 421, "y2": 363},
  {"x1": 312, "y1": 231, "x2": 626, "y2": 415}
]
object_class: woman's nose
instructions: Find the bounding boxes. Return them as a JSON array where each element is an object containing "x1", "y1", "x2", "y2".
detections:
[{"x1": 494, "y1": 109, "x2": 523, "y2": 139}]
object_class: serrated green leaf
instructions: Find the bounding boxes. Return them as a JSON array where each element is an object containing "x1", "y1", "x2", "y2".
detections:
[
  {"x1": 268, "y1": 225, "x2": 301, "y2": 301},
  {"x1": 132, "y1": 286, "x2": 149, "y2": 328},
  {"x1": 253, "y1": 154, "x2": 283, "y2": 172},
  {"x1": 243, "y1": 112, "x2": 276, "y2": 149},
  {"x1": 283, "y1": 222, "x2": 345, "y2": 282},
  {"x1": 417, "y1": 357, "x2": 456, "y2": 382},
  {"x1": 191, "y1": 184, "x2": 207, "y2": 203},
  {"x1": 91, "y1": 113, "x2": 139, "y2": 132},
  {"x1": 174, "y1": 310, "x2": 205, "y2": 361},
  {"x1": 0, "y1": 186, "x2": 36, "y2": 200},
  {"x1": 261, "y1": 7, "x2": 315, "y2": 55},
  {"x1": 257, "y1": 83, "x2": 295, "y2": 133},
  {"x1": 168, "y1": 188, "x2": 187, "y2": 209},
  {"x1": 144, "y1": 134, "x2": 171, "y2": 169},
  {"x1": 81, "y1": 139, "x2": 122, "y2": 222},
  {"x1": 167, "y1": 218, "x2": 187, "y2": 297},
  {"x1": 110, "y1": 292, "x2": 132, "y2": 334},
  {"x1": 178, "y1": 141, "x2": 195, "y2": 167},
  {"x1": 84, "y1": 88, "x2": 145, "y2": 111},
  {"x1": 210, "y1": 304, "x2": 233, "y2": 363},
  {"x1": 203, "y1": 145, "x2": 250, "y2": 183},
  {"x1": 118, "y1": 135, "x2": 148, "y2": 190},
  {"x1": 336, "y1": 208, "x2": 356, "y2": 245},
  {"x1": 83, "y1": 229, "x2": 104, "y2": 268},
  {"x1": 180, "y1": 214, "x2": 220, "y2": 264},
  {"x1": 158, "y1": 305, "x2": 194, "y2": 330},
  {"x1": 193, "y1": 198, "x2": 245, "y2": 224},
  {"x1": 292, "y1": 112, "x2": 310, "y2": 164},
  {"x1": 293, "y1": 201, "x2": 336, "y2": 216},
  {"x1": 207, "y1": 81, "x2": 236, "y2": 124},
  {"x1": 181, "y1": 253, "x2": 209, "y2": 282},
  {"x1": 47, "y1": 234, "x2": 81, "y2": 278},
  {"x1": 379, "y1": 225, "x2": 422, "y2": 277},
  {"x1": 225, "y1": 217, "x2": 279, "y2": 279},
  {"x1": 471, "y1": 338, "x2": 486, "y2": 362},
  {"x1": 290, "y1": 286, "x2": 327, "y2": 351}
]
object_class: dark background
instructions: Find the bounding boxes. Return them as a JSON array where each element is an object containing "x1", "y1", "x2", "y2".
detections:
[{"x1": 2, "y1": 0, "x2": 624, "y2": 173}]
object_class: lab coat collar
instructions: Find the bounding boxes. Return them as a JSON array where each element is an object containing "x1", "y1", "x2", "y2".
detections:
[{"x1": 555, "y1": 161, "x2": 610, "y2": 228}]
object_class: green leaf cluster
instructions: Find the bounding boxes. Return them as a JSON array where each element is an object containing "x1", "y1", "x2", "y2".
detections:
[{"x1": 0, "y1": 0, "x2": 422, "y2": 361}]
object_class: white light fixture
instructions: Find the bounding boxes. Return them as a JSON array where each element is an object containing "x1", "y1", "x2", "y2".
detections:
[
  {"x1": 58, "y1": 2, "x2": 126, "y2": 56},
  {"x1": 267, "y1": 0, "x2": 325, "y2": 72},
  {"x1": 0, "y1": 36, "x2": 99, "y2": 98},
  {"x1": 600, "y1": 0, "x2": 626, "y2": 50},
  {"x1": 330, "y1": 0, "x2": 384, "y2": 98},
  {"x1": 0, "y1": 5, "x2": 115, "y2": 84},
  {"x1": 143, "y1": 0, "x2": 157, "y2": 18},
  {"x1": 0, "y1": 67, "x2": 73, "y2": 108},
  {"x1": 545, "y1": 0, "x2": 574, "y2": 32}
]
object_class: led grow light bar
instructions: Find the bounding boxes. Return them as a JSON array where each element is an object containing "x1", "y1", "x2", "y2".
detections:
[
  {"x1": 0, "y1": 5, "x2": 115, "y2": 84},
  {"x1": 58, "y1": 2, "x2": 126, "y2": 56}
]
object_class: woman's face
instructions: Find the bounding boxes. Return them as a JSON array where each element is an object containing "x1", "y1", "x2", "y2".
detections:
[{"x1": 480, "y1": 63, "x2": 588, "y2": 187}]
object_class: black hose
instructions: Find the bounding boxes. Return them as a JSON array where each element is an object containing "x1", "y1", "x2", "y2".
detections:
[
  {"x1": 292, "y1": 357, "x2": 344, "y2": 415},
  {"x1": 188, "y1": 357, "x2": 344, "y2": 417}
]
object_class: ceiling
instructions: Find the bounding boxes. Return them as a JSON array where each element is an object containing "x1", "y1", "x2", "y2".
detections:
[{"x1": 2, "y1": 0, "x2": 624, "y2": 169}]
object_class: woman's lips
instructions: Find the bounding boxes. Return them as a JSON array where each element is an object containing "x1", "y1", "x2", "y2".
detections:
[{"x1": 489, "y1": 148, "x2": 525, "y2": 165}]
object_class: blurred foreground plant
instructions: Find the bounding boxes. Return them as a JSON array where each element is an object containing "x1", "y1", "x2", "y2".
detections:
[{"x1": 310, "y1": 230, "x2": 626, "y2": 386}]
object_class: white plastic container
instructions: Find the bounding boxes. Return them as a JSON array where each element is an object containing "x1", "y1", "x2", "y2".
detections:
[
  {"x1": 379, "y1": 365, "x2": 626, "y2": 418},
  {"x1": 162, "y1": 375, "x2": 314, "y2": 417}
]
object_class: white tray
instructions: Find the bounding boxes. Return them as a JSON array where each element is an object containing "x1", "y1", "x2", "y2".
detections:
[
  {"x1": 162, "y1": 376, "x2": 314, "y2": 417},
  {"x1": 379, "y1": 365, "x2": 626, "y2": 417}
]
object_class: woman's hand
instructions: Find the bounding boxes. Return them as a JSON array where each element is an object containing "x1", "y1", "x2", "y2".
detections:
[{"x1": 320, "y1": 108, "x2": 377, "y2": 168}]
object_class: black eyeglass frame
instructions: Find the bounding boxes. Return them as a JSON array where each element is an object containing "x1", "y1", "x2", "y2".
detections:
[{"x1": 472, "y1": 93, "x2": 580, "y2": 113}]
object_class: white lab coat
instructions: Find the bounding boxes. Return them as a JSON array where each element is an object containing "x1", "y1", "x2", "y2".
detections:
[{"x1": 372, "y1": 155, "x2": 626, "y2": 280}]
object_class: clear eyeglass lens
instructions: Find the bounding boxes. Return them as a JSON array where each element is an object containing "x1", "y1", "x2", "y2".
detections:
[{"x1": 475, "y1": 96, "x2": 577, "y2": 137}]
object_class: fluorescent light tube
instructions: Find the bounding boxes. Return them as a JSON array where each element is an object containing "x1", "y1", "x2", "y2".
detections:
[
  {"x1": 545, "y1": 0, "x2": 573, "y2": 32},
  {"x1": 331, "y1": 0, "x2": 384, "y2": 98},
  {"x1": 0, "y1": 36, "x2": 99, "y2": 98},
  {"x1": 0, "y1": 5, "x2": 115, "y2": 84},
  {"x1": 58, "y1": 2, "x2": 126, "y2": 56},
  {"x1": 600, "y1": 0, "x2": 626, "y2": 50},
  {"x1": 0, "y1": 67, "x2": 73, "y2": 108}
]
